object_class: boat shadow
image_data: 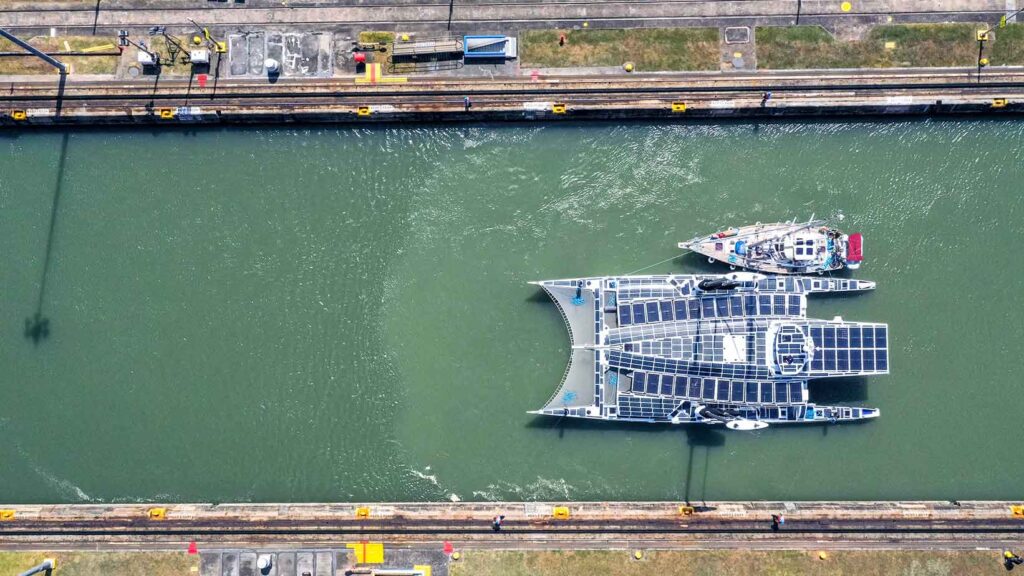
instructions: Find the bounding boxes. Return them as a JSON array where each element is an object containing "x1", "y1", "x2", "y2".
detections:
[{"x1": 808, "y1": 376, "x2": 869, "y2": 403}]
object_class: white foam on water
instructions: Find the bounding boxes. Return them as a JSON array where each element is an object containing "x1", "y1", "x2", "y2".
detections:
[{"x1": 409, "y1": 466, "x2": 440, "y2": 487}]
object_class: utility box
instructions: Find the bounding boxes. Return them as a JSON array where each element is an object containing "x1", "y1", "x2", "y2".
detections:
[
  {"x1": 137, "y1": 50, "x2": 157, "y2": 66},
  {"x1": 189, "y1": 49, "x2": 210, "y2": 64}
]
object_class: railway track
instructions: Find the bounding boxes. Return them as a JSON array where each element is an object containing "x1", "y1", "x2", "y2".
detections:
[{"x1": 5, "y1": 70, "x2": 1024, "y2": 103}]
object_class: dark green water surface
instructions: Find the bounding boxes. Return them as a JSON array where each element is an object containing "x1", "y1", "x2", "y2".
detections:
[{"x1": 2, "y1": 120, "x2": 1022, "y2": 503}]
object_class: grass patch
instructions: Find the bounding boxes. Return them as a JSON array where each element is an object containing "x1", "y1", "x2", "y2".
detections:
[
  {"x1": 359, "y1": 31, "x2": 395, "y2": 45},
  {"x1": 991, "y1": 23, "x2": 1024, "y2": 65},
  {"x1": 0, "y1": 552, "x2": 197, "y2": 576},
  {"x1": 757, "y1": 24, "x2": 988, "y2": 68},
  {"x1": 520, "y1": 28, "x2": 719, "y2": 71},
  {"x1": 0, "y1": 35, "x2": 119, "y2": 75},
  {"x1": 450, "y1": 550, "x2": 1004, "y2": 576}
]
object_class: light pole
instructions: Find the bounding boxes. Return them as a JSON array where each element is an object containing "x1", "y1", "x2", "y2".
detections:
[{"x1": 447, "y1": 0, "x2": 454, "y2": 31}]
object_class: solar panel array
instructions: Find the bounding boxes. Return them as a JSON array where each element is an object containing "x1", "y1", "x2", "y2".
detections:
[
  {"x1": 618, "y1": 294, "x2": 803, "y2": 326},
  {"x1": 807, "y1": 324, "x2": 889, "y2": 374},
  {"x1": 628, "y1": 372, "x2": 803, "y2": 405}
]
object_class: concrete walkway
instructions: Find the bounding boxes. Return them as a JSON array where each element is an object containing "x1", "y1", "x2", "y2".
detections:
[{"x1": 0, "y1": 0, "x2": 1011, "y2": 34}]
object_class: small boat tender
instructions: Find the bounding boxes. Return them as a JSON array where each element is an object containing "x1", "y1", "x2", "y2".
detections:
[{"x1": 679, "y1": 218, "x2": 863, "y2": 275}]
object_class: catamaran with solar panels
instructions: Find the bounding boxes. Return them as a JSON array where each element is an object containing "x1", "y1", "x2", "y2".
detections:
[
  {"x1": 678, "y1": 217, "x2": 863, "y2": 275},
  {"x1": 531, "y1": 272, "x2": 888, "y2": 429}
]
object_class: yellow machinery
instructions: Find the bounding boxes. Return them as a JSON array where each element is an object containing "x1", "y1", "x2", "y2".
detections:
[{"x1": 189, "y1": 19, "x2": 227, "y2": 53}]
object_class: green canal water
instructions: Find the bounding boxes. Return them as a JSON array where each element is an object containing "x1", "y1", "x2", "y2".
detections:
[{"x1": 1, "y1": 120, "x2": 1022, "y2": 504}]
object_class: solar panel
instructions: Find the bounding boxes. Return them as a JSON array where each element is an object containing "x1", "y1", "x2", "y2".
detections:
[
  {"x1": 646, "y1": 302, "x2": 660, "y2": 322},
  {"x1": 702, "y1": 299, "x2": 715, "y2": 318},
  {"x1": 838, "y1": 327, "x2": 849, "y2": 347},
  {"x1": 702, "y1": 379, "x2": 715, "y2": 400},
  {"x1": 876, "y1": 327, "x2": 887, "y2": 347},
  {"x1": 674, "y1": 376, "x2": 687, "y2": 397},
  {"x1": 730, "y1": 296, "x2": 742, "y2": 316},
  {"x1": 825, "y1": 351, "x2": 837, "y2": 371},
  {"x1": 646, "y1": 374, "x2": 660, "y2": 395},
  {"x1": 717, "y1": 380, "x2": 729, "y2": 401},
  {"x1": 876, "y1": 349, "x2": 888, "y2": 370},
  {"x1": 824, "y1": 328, "x2": 836, "y2": 347},
  {"x1": 688, "y1": 377, "x2": 701, "y2": 398},
  {"x1": 661, "y1": 375, "x2": 674, "y2": 396},
  {"x1": 618, "y1": 306, "x2": 631, "y2": 326},
  {"x1": 688, "y1": 299, "x2": 701, "y2": 319},
  {"x1": 758, "y1": 295, "x2": 771, "y2": 314},
  {"x1": 773, "y1": 295, "x2": 785, "y2": 315},
  {"x1": 761, "y1": 384, "x2": 772, "y2": 403},
  {"x1": 716, "y1": 297, "x2": 729, "y2": 317},
  {"x1": 850, "y1": 327, "x2": 861, "y2": 347},
  {"x1": 746, "y1": 382, "x2": 758, "y2": 403},
  {"x1": 838, "y1": 349, "x2": 849, "y2": 371},
  {"x1": 862, "y1": 326, "x2": 874, "y2": 342},
  {"x1": 660, "y1": 301, "x2": 673, "y2": 321},
  {"x1": 851, "y1": 350, "x2": 862, "y2": 370},
  {"x1": 674, "y1": 300, "x2": 687, "y2": 320},
  {"x1": 811, "y1": 327, "x2": 823, "y2": 347},
  {"x1": 774, "y1": 382, "x2": 788, "y2": 403},
  {"x1": 632, "y1": 372, "x2": 646, "y2": 393},
  {"x1": 632, "y1": 303, "x2": 646, "y2": 324},
  {"x1": 787, "y1": 295, "x2": 800, "y2": 316},
  {"x1": 731, "y1": 381, "x2": 743, "y2": 402},
  {"x1": 744, "y1": 295, "x2": 757, "y2": 315},
  {"x1": 789, "y1": 381, "x2": 802, "y2": 402},
  {"x1": 864, "y1": 352, "x2": 875, "y2": 371}
]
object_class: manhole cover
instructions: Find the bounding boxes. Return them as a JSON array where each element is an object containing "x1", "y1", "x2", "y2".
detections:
[
  {"x1": 126, "y1": 65, "x2": 141, "y2": 78},
  {"x1": 725, "y1": 26, "x2": 750, "y2": 44}
]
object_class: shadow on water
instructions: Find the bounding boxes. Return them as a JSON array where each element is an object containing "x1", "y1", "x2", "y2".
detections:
[
  {"x1": 682, "y1": 426, "x2": 726, "y2": 506},
  {"x1": 24, "y1": 132, "x2": 69, "y2": 345},
  {"x1": 808, "y1": 376, "x2": 869, "y2": 403}
]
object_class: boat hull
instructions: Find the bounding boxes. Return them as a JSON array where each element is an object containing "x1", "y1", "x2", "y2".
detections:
[{"x1": 679, "y1": 221, "x2": 861, "y2": 275}]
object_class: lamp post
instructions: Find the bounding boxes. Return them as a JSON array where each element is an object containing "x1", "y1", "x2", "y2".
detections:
[{"x1": 447, "y1": 0, "x2": 454, "y2": 31}]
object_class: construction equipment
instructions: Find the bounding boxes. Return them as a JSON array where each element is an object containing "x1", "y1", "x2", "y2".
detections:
[{"x1": 188, "y1": 19, "x2": 227, "y2": 53}]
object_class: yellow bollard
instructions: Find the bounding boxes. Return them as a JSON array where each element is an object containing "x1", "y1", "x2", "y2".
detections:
[
  {"x1": 840, "y1": 1, "x2": 851, "y2": 12},
  {"x1": 633, "y1": 550, "x2": 643, "y2": 560},
  {"x1": 977, "y1": 30, "x2": 990, "y2": 42},
  {"x1": 10, "y1": 110, "x2": 27, "y2": 121},
  {"x1": 552, "y1": 506, "x2": 570, "y2": 519},
  {"x1": 356, "y1": 506, "x2": 371, "y2": 518},
  {"x1": 159, "y1": 109, "x2": 176, "y2": 120},
  {"x1": 0, "y1": 509, "x2": 15, "y2": 521},
  {"x1": 551, "y1": 103, "x2": 566, "y2": 114},
  {"x1": 148, "y1": 507, "x2": 167, "y2": 520},
  {"x1": 992, "y1": 98, "x2": 1008, "y2": 108},
  {"x1": 678, "y1": 505, "x2": 695, "y2": 515},
  {"x1": 357, "y1": 106, "x2": 372, "y2": 117},
  {"x1": 1011, "y1": 505, "x2": 1024, "y2": 517},
  {"x1": 818, "y1": 551, "x2": 828, "y2": 560},
  {"x1": 671, "y1": 102, "x2": 687, "y2": 113}
]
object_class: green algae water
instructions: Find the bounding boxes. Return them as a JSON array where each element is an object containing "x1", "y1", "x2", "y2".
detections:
[{"x1": 1, "y1": 120, "x2": 1023, "y2": 504}]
